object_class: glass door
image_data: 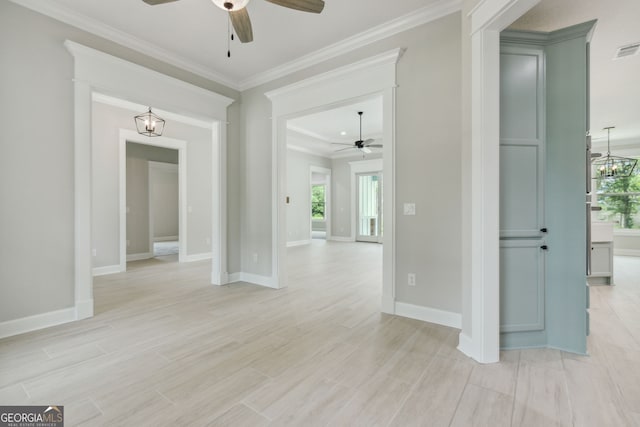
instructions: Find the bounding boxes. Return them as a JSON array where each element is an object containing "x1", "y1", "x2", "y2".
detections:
[{"x1": 356, "y1": 172, "x2": 382, "y2": 243}]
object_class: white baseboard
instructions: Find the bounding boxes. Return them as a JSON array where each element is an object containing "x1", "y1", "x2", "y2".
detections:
[
  {"x1": 92, "y1": 264, "x2": 122, "y2": 276},
  {"x1": 381, "y1": 295, "x2": 395, "y2": 314},
  {"x1": 328, "y1": 236, "x2": 354, "y2": 242},
  {"x1": 127, "y1": 252, "x2": 153, "y2": 261},
  {"x1": 394, "y1": 301, "x2": 461, "y2": 329},
  {"x1": 183, "y1": 252, "x2": 212, "y2": 262},
  {"x1": 75, "y1": 299, "x2": 94, "y2": 320},
  {"x1": 287, "y1": 239, "x2": 311, "y2": 247},
  {"x1": 457, "y1": 332, "x2": 475, "y2": 359},
  {"x1": 227, "y1": 272, "x2": 278, "y2": 289},
  {"x1": 154, "y1": 236, "x2": 179, "y2": 242},
  {"x1": 0, "y1": 307, "x2": 76, "y2": 339},
  {"x1": 614, "y1": 249, "x2": 640, "y2": 257}
]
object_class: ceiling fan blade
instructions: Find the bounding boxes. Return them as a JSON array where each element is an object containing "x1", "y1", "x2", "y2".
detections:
[
  {"x1": 362, "y1": 147, "x2": 372, "y2": 154},
  {"x1": 362, "y1": 138, "x2": 376, "y2": 146},
  {"x1": 331, "y1": 143, "x2": 354, "y2": 146},
  {"x1": 229, "y1": 8, "x2": 254, "y2": 43},
  {"x1": 142, "y1": 0, "x2": 179, "y2": 5},
  {"x1": 368, "y1": 144, "x2": 383, "y2": 148},
  {"x1": 263, "y1": 0, "x2": 325, "y2": 13},
  {"x1": 335, "y1": 147, "x2": 355, "y2": 152}
]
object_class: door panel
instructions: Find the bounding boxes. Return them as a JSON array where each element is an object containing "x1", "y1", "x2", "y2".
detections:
[{"x1": 500, "y1": 240, "x2": 545, "y2": 333}]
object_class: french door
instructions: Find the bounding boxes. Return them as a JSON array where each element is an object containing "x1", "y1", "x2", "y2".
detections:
[{"x1": 356, "y1": 172, "x2": 382, "y2": 243}]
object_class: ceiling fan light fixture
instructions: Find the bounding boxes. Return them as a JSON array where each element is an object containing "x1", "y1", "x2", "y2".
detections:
[
  {"x1": 211, "y1": 0, "x2": 250, "y2": 11},
  {"x1": 592, "y1": 126, "x2": 637, "y2": 178}
]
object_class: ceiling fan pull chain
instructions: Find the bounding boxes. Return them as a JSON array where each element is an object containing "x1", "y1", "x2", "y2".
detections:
[{"x1": 227, "y1": 16, "x2": 232, "y2": 58}]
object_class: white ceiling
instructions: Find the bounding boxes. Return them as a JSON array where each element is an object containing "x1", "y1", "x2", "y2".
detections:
[
  {"x1": 510, "y1": 0, "x2": 640, "y2": 149},
  {"x1": 13, "y1": 0, "x2": 447, "y2": 89},
  {"x1": 287, "y1": 96, "x2": 383, "y2": 158}
]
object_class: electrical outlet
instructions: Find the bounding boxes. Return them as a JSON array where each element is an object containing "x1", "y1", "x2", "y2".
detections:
[
  {"x1": 92, "y1": 249, "x2": 97, "y2": 257},
  {"x1": 205, "y1": 237, "x2": 211, "y2": 246},
  {"x1": 408, "y1": 273, "x2": 416, "y2": 286},
  {"x1": 252, "y1": 253, "x2": 258, "y2": 263},
  {"x1": 404, "y1": 203, "x2": 416, "y2": 215},
  {"x1": 126, "y1": 240, "x2": 130, "y2": 247}
]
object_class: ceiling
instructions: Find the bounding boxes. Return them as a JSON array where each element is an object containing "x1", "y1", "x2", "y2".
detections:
[
  {"x1": 510, "y1": 0, "x2": 640, "y2": 149},
  {"x1": 287, "y1": 96, "x2": 383, "y2": 158},
  {"x1": 13, "y1": 0, "x2": 446, "y2": 89}
]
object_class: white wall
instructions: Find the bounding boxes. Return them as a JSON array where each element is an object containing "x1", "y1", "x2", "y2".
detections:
[
  {"x1": 286, "y1": 149, "x2": 331, "y2": 244},
  {"x1": 92, "y1": 101, "x2": 214, "y2": 266},
  {"x1": 240, "y1": 12, "x2": 463, "y2": 313}
]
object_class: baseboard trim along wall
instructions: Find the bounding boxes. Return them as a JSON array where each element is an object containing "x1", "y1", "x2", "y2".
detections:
[
  {"x1": 227, "y1": 272, "x2": 277, "y2": 289},
  {"x1": 92, "y1": 265, "x2": 123, "y2": 276},
  {"x1": 0, "y1": 307, "x2": 76, "y2": 339},
  {"x1": 126, "y1": 252, "x2": 153, "y2": 261},
  {"x1": 184, "y1": 252, "x2": 212, "y2": 262},
  {"x1": 328, "y1": 236, "x2": 354, "y2": 242},
  {"x1": 614, "y1": 249, "x2": 640, "y2": 257},
  {"x1": 395, "y1": 302, "x2": 462, "y2": 329},
  {"x1": 286, "y1": 240, "x2": 311, "y2": 247},
  {"x1": 457, "y1": 332, "x2": 475, "y2": 358}
]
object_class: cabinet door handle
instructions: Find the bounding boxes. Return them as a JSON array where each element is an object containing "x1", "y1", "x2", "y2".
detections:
[
  {"x1": 540, "y1": 245, "x2": 548, "y2": 250},
  {"x1": 540, "y1": 228, "x2": 548, "y2": 233}
]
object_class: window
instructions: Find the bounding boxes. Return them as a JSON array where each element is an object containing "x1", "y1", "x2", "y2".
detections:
[
  {"x1": 311, "y1": 184, "x2": 326, "y2": 220},
  {"x1": 595, "y1": 159, "x2": 640, "y2": 230}
]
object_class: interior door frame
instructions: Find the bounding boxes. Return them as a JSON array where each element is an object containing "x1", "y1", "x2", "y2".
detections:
[
  {"x1": 309, "y1": 165, "x2": 332, "y2": 241},
  {"x1": 355, "y1": 171, "x2": 383, "y2": 243}
]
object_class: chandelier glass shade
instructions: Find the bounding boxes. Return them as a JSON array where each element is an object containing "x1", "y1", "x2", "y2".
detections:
[
  {"x1": 134, "y1": 107, "x2": 165, "y2": 137},
  {"x1": 592, "y1": 127, "x2": 637, "y2": 178}
]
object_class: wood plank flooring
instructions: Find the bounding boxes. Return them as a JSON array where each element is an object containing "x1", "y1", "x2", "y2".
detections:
[{"x1": 1, "y1": 241, "x2": 640, "y2": 426}]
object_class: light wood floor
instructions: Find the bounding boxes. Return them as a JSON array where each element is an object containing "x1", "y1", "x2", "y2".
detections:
[{"x1": 1, "y1": 241, "x2": 640, "y2": 426}]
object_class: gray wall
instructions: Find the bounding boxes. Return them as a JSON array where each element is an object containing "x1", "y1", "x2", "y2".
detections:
[
  {"x1": 126, "y1": 156, "x2": 150, "y2": 255},
  {"x1": 240, "y1": 12, "x2": 463, "y2": 313},
  {"x1": 150, "y1": 165, "x2": 179, "y2": 240},
  {"x1": 286, "y1": 149, "x2": 331, "y2": 243},
  {"x1": 330, "y1": 154, "x2": 383, "y2": 239},
  {"x1": 92, "y1": 101, "x2": 214, "y2": 266}
]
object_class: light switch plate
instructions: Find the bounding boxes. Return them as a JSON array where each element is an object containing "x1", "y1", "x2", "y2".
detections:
[{"x1": 403, "y1": 203, "x2": 416, "y2": 215}]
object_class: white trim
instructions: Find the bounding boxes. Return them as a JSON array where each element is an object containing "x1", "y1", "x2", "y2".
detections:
[
  {"x1": 463, "y1": 0, "x2": 541, "y2": 365},
  {"x1": 227, "y1": 272, "x2": 278, "y2": 289},
  {"x1": 287, "y1": 240, "x2": 312, "y2": 247},
  {"x1": 310, "y1": 166, "x2": 332, "y2": 241},
  {"x1": 120, "y1": 131, "x2": 187, "y2": 270},
  {"x1": 350, "y1": 159, "x2": 384, "y2": 242},
  {"x1": 457, "y1": 333, "x2": 475, "y2": 357},
  {"x1": 239, "y1": 0, "x2": 461, "y2": 90},
  {"x1": 92, "y1": 265, "x2": 122, "y2": 276},
  {"x1": 92, "y1": 93, "x2": 214, "y2": 130},
  {"x1": 154, "y1": 235, "x2": 179, "y2": 242},
  {"x1": 614, "y1": 249, "x2": 640, "y2": 257},
  {"x1": 127, "y1": 252, "x2": 153, "y2": 261},
  {"x1": 328, "y1": 236, "x2": 355, "y2": 242},
  {"x1": 9, "y1": 0, "x2": 239, "y2": 90},
  {"x1": 395, "y1": 302, "x2": 462, "y2": 330},
  {"x1": 0, "y1": 307, "x2": 77, "y2": 340},
  {"x1": 613, "y1": 229, "x2": 640, "y2": 236},
  {"x1": 267, "y1": 51, "x2": 399, "y2": 313},
  {"x1": 65, "y1": 40, "x2": 230, "y2": 327},
  {"x1": 184, "y1": 252, "x2": 213, "y2": 262}
]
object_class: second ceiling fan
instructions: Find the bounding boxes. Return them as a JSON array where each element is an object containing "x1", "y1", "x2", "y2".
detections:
[
  {"x1": 333, "y1": 111, "x2": 383, "y2": 154},
  {"x1": 142, "y1": 0, "x2": 325, "y2": 44}
]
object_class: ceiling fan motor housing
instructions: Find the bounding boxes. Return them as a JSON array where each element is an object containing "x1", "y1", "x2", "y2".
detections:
[{"x1": 212, "y1": 0, "x2": 250, "y2": 11}]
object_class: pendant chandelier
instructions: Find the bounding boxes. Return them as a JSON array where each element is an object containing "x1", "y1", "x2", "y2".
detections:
[
  {"x1": 592, "y1": 126, "x2": 637, "y2": 178},
  {"x1": 134, "y1": 107, "x2": 165, "y2": 137}
]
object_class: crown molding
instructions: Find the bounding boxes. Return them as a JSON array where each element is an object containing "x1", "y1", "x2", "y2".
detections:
[
  {"x1": 240, "y1": 0, "x2": 461, "y2": 90},
  {"x1": 9, "y1": 0, "x2": 240, "y2": 90},
  {"x1": 11, "y1": 0, "x2": 461, "y2": 93}
]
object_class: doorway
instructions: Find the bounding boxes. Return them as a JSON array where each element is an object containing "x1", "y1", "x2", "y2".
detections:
[
  {"x1": 356, "y1": 172, "x2": 382, "y2": 243},
  {"x1": 149, "y1": 161, "x2": 179, "y2": 260},
  {"x1": 310, "y1": 166, "x2": 331, "y2": 241}
]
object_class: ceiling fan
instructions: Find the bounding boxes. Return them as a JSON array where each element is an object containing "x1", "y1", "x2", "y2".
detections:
[
  {"x1": 142, "y1": 0, "x2": 325, "y2": 44},
  {"x1": 333, "y1": 111, "x2": 383, "y2": 154}
]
